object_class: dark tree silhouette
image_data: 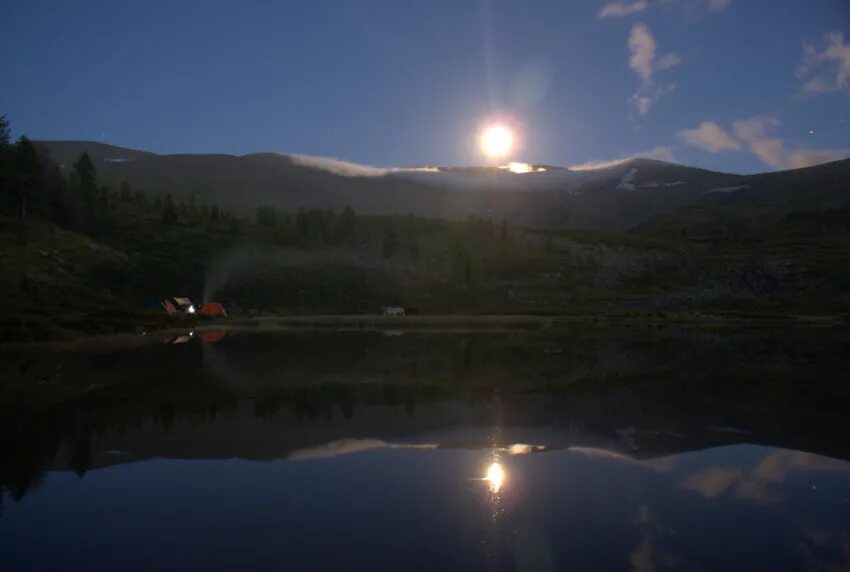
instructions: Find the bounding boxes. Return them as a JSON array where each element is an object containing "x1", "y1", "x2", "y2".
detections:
[
  {"x1": 161, "y1": 193, "x2": 178, "y2": 224},
  {"x1": 63, "y1": 152, "x2": 98, "y2": 231},
  {"x1": 0, "y1": 114, "x2": 10, "y2": 146},
  {"x1": 11, "y1": 137, "x2": 45, "y2": 242},
  {"x1": 120, "y1": 181, "x2": 133, "y2": 202},
  {"x1": 73, "y1": 152, "x2": 97, "y2": 202},
  {"x1": 0, "y1": 115, "x2": 12, "y2": 216},
  {"x1": 338, "y1": 205, "x2": 356, "y2": 244},
  {"x1": 381, "y1": 220, "x2": 398, "y2": 258},
  {"x1": 256, "y1": 204, "x2": 277, "y2": 226}
]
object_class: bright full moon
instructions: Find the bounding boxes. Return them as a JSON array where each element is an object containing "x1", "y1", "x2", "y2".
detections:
[{"x1": 480, "y1": 125, "x2": 514, "y2": 159}]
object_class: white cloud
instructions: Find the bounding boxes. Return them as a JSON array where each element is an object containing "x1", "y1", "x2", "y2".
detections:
[
  {"x1": 749, "y1": 138, "x2": 787, "y2": 168},
  {"x1": 569, "y1": 146, "x2": 676, "y2": 171},
  {"x1": 682, "y1": 451, "x2": 849, "y2": 507},
  {"x1": 732, "y1": 116, "x2": 781, "y2": 142},
  {"x1": 599, "y1": 0, "x2": 648, "y2": 18},
  {"x1": 680, "y1": 467, "x2": 743, "y2": 498},
  {"x1": 679, "y1": 121, "x2": 741, "y2": 152},
  {"x1": 789, "y1": 148, "x2": 850, "y2": 169},
  {"x1": 629, "y1": 24, "x2": 659, "y2": 81},
  {"x1": 627, "y1": 24, "x2": 680, "y2": 115},
  {"x1": 682, "y1": 116, "x2": 849, "y2": 169},
  {"x1": 732, "y1": 116, "x2": 848, "y2": 169},
  {"x1": 731, "y1": 116, "x2": 787, "y2": 167},
  {"x1": 797, "y1": 32, "x2": 850, "y2": 96}
]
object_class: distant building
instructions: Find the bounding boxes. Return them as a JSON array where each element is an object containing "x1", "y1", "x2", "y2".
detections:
[{"x1": 382, "y1": 306, "x2": 405, "y2": 316}]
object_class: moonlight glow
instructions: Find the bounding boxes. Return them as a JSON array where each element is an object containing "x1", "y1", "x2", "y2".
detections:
[
  {"x1": 480, "y1": 125, "x2": 514, "y2": 159},
  {"x1": 485, "y1": 462, "x2": 506, "y2": 493}
]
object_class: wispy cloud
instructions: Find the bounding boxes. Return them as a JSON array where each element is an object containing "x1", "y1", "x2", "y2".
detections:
[
  {"x1": 679, "y1": 121, "x2": 741, "y2": 152},
  {"x1": 627, "y1": 24, "x2": 680, "y2": 115},
  {"x1": 290, "y1": 154, "x2": 389, "y2": 177},
  {"x1": 680, "y1": 116, "x2": 849, "y2": 169},
  {"x1": 796, "y1": 32, "x2": 850, "y2": 96},
  {"x1": 599, "y1": 0, "x2": 732, "y2": 19},
  {"x1": 569, "y1": 146, "x2": 676, "y2": 170},
  {"x1": 731, "y1": 115, "x2": 781, "y2": 142},
  {"x1": 288, "y1": 439, "x2": 438, "y2": 460},
  {"x1": 599, "y1": 0, "x2": 649, "y2": 19},
  {"x1": 707, "y1": 0, "x2": 731, "y2": 12}
]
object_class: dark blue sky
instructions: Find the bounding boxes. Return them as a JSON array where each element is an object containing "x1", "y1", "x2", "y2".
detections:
[{"x1": 2, "y1": 0, "x2": 848, "y2": 173}]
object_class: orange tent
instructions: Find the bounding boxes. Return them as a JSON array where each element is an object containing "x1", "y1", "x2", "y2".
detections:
[{"x1": 199, "y1": 302, "x2": 228, "y2": 317}]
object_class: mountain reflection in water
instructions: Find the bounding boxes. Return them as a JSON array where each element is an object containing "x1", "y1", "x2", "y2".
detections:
[{"x1": 1, "y1": 328, "x2": 849, "y2": 571}]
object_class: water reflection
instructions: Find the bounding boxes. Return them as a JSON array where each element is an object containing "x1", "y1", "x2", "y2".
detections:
[
  {"x1": 1, "y1": 328, "x2": 850, "y2": 570},
  {"x1": 680, "y1": 449, "x2": 849, "y2": 505},
  {"x1": 485, "y1": 461, "x2": 506, "y2": 494}
]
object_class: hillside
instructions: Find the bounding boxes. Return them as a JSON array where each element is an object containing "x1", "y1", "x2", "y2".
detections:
[
  {"x1": 1, "y1": 138, "x2": 848, "y2": 341},
  {"x1": 3, "y1": 196, "x2": 850, "y2": 341},
  {"x1": 36, "y1": 140, "x2": 850, "y2": 231}
]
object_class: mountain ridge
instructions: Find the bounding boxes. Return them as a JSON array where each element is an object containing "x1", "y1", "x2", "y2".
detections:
[{"x1": 34, "y1": 139, "x2": 850, "y2": 231}]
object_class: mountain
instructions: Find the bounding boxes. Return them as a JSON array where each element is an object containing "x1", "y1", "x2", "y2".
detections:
[
  {"x1": 36, "y1": 140, "x2": 850, "y2": 230},
  {"x1": 4, "y1": 329, "x2": 848, "y2": 482}
]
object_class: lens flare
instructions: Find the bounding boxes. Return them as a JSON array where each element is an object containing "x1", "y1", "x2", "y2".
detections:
[{"x1": 480, "y1": 125, "x2": 514, "y2": 159}]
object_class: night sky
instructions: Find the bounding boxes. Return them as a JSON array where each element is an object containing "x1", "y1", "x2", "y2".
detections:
[{"x1": 2, "y1": 0, "x2": 849, "y2": 173}]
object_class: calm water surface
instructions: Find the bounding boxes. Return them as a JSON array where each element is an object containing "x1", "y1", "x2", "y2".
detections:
[{"x1": 1, "y1": 328, "x2": 849, "y2": 571}]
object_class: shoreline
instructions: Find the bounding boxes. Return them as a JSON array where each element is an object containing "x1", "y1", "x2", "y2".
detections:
[{"x1": 2, "y1": 312, "x2": 847, "y2": 350}]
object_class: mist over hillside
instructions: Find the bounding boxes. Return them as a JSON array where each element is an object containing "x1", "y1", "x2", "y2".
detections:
[{"x1": 36, "y1": 140, "x2": 850, "y2": 231}]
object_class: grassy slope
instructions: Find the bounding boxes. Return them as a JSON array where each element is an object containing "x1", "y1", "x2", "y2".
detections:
[
  {"x1": 2, "y1": 200, "x2": 849, "y2": 341},
  {"x1": 632, "y1": 205, "x2": 850, "y2": 315}
]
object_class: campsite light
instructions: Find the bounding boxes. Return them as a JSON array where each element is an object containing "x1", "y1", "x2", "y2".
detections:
[{"x1": 187, "y1": 305, "x2": 196, "y2": 314}]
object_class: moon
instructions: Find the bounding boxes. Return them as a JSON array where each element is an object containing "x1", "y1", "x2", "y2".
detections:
[{"x1": 479, "y1": 125, "x2": 514, "y2": 159}]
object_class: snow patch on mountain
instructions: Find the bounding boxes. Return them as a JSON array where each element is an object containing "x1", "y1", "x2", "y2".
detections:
[{"x1": 616, "y1": 168, "x2": 639, "y2": 191}]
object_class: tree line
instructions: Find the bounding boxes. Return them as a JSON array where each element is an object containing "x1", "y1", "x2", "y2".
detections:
[
  {"x1": 1, "y1": 111, "x2": 511, "y2": 288},
  {"x1": 0, "y1": 113, "x2": 249, "y2": 242},
  {"x1": 0, "y1": 113, "x2": 376, "y2": 253}
]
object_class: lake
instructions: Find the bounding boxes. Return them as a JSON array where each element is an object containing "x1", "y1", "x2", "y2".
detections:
[{"x1": 1, "y1": 327, "x2": 849, "y2": 571}]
